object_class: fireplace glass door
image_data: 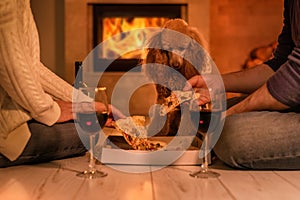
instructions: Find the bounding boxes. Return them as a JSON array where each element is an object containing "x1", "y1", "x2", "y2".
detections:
[{"x1": 92, "y1": 4, "x2": 187, "y2": 72}]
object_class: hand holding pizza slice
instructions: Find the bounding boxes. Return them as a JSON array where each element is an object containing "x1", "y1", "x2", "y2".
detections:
[{"x1": 160, "y1": 90, "x2": 212, "y2": 115}]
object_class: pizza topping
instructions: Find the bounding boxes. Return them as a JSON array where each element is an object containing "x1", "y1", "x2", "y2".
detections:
[
  {"x1": 115, "y1": 116, "x2": 147, "y2": 138},
  {"x1": 114, "y1": 116, "x2": 166, "y2": 151}
]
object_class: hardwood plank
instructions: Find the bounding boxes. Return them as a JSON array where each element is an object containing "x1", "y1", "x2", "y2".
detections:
[
  {"x1": 218, "y1": 170, "x2": 300, "y2": 200},
  {"x1": 151, "y1": 166, "x2": 233, "y2": 200},
  {"x1": 71, "y1": 165, "x2": 153, "y2": 200},
  {"x1": 0, "y1": 156, "x2": 154, "y2": 200},
  {"x1": 0, "y1": 162, "x2": 67, "y2": 200},
  {"x1": 273, "y1": 171, "x2": 300, "y2": 191},
  {"x1": 2, "y1": 155, "x2": 300, "y2": 200}
]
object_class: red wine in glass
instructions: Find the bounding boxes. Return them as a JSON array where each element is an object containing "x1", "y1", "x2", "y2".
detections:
[
  {"x1": 97, "y1": 112, "x2": 108, "y2": 128},
  {"x1": 190, "y1": 110, "x2": 221, "y2": 133},
  {"x1": 77, "y1": 111, "x2": 108, "y2": 134}
]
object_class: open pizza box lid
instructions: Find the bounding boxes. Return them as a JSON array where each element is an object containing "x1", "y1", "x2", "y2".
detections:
[{"x1": 100, "y1": 128, "x2": 210, "y2": 166}]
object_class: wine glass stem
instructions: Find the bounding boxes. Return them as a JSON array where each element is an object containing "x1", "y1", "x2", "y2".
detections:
[
  {"x1": 203, "y1": 133, "x2": 209, "y2": 171},
  {"x1": 89, "y1": 134, "x2": 96, "y2": 173}
]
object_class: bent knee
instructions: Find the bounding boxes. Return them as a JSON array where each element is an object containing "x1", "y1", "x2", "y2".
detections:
[{"x1": 213, "y1": 114, "x2": 257, "y2": 169}]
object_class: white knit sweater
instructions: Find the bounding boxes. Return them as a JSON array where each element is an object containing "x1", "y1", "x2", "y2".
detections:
[{"x1": 0, "y1": 0, "x2": 75, "y2": 161}]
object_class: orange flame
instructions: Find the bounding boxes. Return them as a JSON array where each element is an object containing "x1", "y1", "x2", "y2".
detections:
[{"x1": 102, "y1": 17, "x2": 170, "y2": 59}]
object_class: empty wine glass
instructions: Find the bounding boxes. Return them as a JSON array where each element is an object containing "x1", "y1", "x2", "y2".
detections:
[{"x1": 75, "y1": 87, "x2": 108, "y2": 179}]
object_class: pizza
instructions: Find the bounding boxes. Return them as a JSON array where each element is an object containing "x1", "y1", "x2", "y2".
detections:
[
  {"x1": 160, "y1": 90, "x2": 198, "y2": 116},
  {"x1": 160, "y1": 90, "x2": 212, "y2": 115},
  {"x1": 114, "y1": 116, "x2": 166, "y2": 151}
]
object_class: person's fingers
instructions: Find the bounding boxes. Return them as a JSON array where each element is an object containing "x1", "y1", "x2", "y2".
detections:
[
  {"x1": 56, "y1": 100, "x2": 73, "y2": 109},
  {"x1": 55, "y1": 101, "x2": 74, "y2": 123},
  {"x1": 105, "y1": 118, "x2": 114, "y2": 127},
  {"x1": 183, "y1": 82, "x2": 192, "y2": 91},
  {"x1": 198, "y1": 96, "x2": 211, "y2": 105},
  {"x1": 183, "y1": 76, "x2": 197, "y2": 91},
  {"x1": 94, "y1": 102, "x2": 108, "y2": 113},
  {"x1": 109, "y1": 105, "x2": 126, "y2": 119},
  {"x1": 183, "y1": 75, "x2": 206, "y2": 91}
]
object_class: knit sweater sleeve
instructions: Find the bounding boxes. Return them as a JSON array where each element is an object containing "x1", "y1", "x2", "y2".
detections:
[
  {"x1": 35, "y1": 64, "x2": 90, "y2": 104},
  {"x1": 25, "y1": 3, "x2": 76, "y2": 102},
  {"x1": 36, "y1": 62, "x2": 75, "y2": 102},
  {"x1": 0, "y1": 0, "x2": 60, "y2": 126}
]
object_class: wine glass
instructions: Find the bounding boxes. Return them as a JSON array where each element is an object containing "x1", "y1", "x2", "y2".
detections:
[
  {"x1": 75, "y1": 87, "x2": 108, "y2": 179},
  {"x1": 189, "y1": 93, "x2": 224, "y2": 178}
]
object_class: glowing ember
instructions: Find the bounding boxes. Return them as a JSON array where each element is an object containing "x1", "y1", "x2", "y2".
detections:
[{"x1": 101, "y1": 17, "x2": 170, "y2": 59}]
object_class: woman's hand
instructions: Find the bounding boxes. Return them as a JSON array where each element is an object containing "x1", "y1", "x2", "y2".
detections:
[
  {"x1": 55, "y1": 101, "x2": 74, "y2": 123},
  {"x1": 93, "y1": 102, "x2": 126, "y2": 119},
  {"x1": 105, "y1": 104, "x2": 126, "y2": 127},
  {"x1": 56, "y1": 100, "x2": 126, "y2": 125},
  {"x1": 108, "y1": 104, "x2": 126, "y2": 120},
  {"x1": 94, "y1": 102, "x2": 126, "y2": 127}
]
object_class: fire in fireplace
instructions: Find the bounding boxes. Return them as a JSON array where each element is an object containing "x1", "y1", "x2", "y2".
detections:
[
  {"x1": 102, "y1": 17, "x2": 170, "y2": 59},
  {"x1": 92, "y1": 4, "x2": 187, "y2": 72}
]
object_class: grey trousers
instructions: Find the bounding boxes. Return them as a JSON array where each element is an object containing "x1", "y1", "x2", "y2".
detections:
[
  {"x1": 214, "y1": 110, "x2": 300, "y2": 169},
  {"x1": 0, "y1": 120, "x2": 87, "y2": 167}
]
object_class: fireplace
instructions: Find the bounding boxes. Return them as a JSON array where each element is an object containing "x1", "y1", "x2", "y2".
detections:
[
  {"x1": 91, "y1": 4, "x2": 187, "y2": 72},
  {"x1": 64, "y1": 0, "x2": 210, "y2": 84},
  {"x1": 65, "y1": 0, "x2": 210, "y2": 115}
]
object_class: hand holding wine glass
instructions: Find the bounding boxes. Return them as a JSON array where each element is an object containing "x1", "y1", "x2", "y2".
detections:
[
  {"x1": 55, "y1": 100, "x2": 74, "y2": 123},
  {"x1": 75, "y1": 87, "x2": 109, "y2": 179},
  {"x1": 188, "y1": 86, "x2": 226, "y2": 178}
]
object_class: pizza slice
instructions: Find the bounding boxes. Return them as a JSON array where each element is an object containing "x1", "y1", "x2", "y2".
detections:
[
  {"x1": 160, "y1": 90, "x2": 198, "y2": 116},
  {"x1": 114, "y1": 116, "x2": 166, "y2": 151}
]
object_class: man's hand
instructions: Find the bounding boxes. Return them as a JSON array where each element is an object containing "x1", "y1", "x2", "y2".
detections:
[
  {"x1": 183, "y1": 75, "x2": 210, "y2": 105},
  {"x1": 184, "y1": 74, "x2": 224, "y2": 105},
  {"x1": 183, "y1": 75, "x2": 208, "y2": 90}
]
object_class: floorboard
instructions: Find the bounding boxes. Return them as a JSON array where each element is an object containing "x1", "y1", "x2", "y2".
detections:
[{"x1": 1, "y1": 156, "x2": 300, "y2": 200}]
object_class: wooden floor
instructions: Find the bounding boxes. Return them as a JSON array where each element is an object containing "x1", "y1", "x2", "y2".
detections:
[{"x1": 1, "y1": 155, "x2": 300, "y2": 200}]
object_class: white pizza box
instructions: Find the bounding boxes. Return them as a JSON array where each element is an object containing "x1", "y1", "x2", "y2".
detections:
[{"x1": 100, "y1": 135, "x2": 211, "y2": 166}]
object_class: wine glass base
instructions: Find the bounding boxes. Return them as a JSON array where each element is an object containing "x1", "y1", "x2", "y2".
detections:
[
  {"x1": 76, "y1": 170, "x2": 108, "y2": 179},
  {"x1": 189, "y1": 170, "x2": 220, "y2": 179}
]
